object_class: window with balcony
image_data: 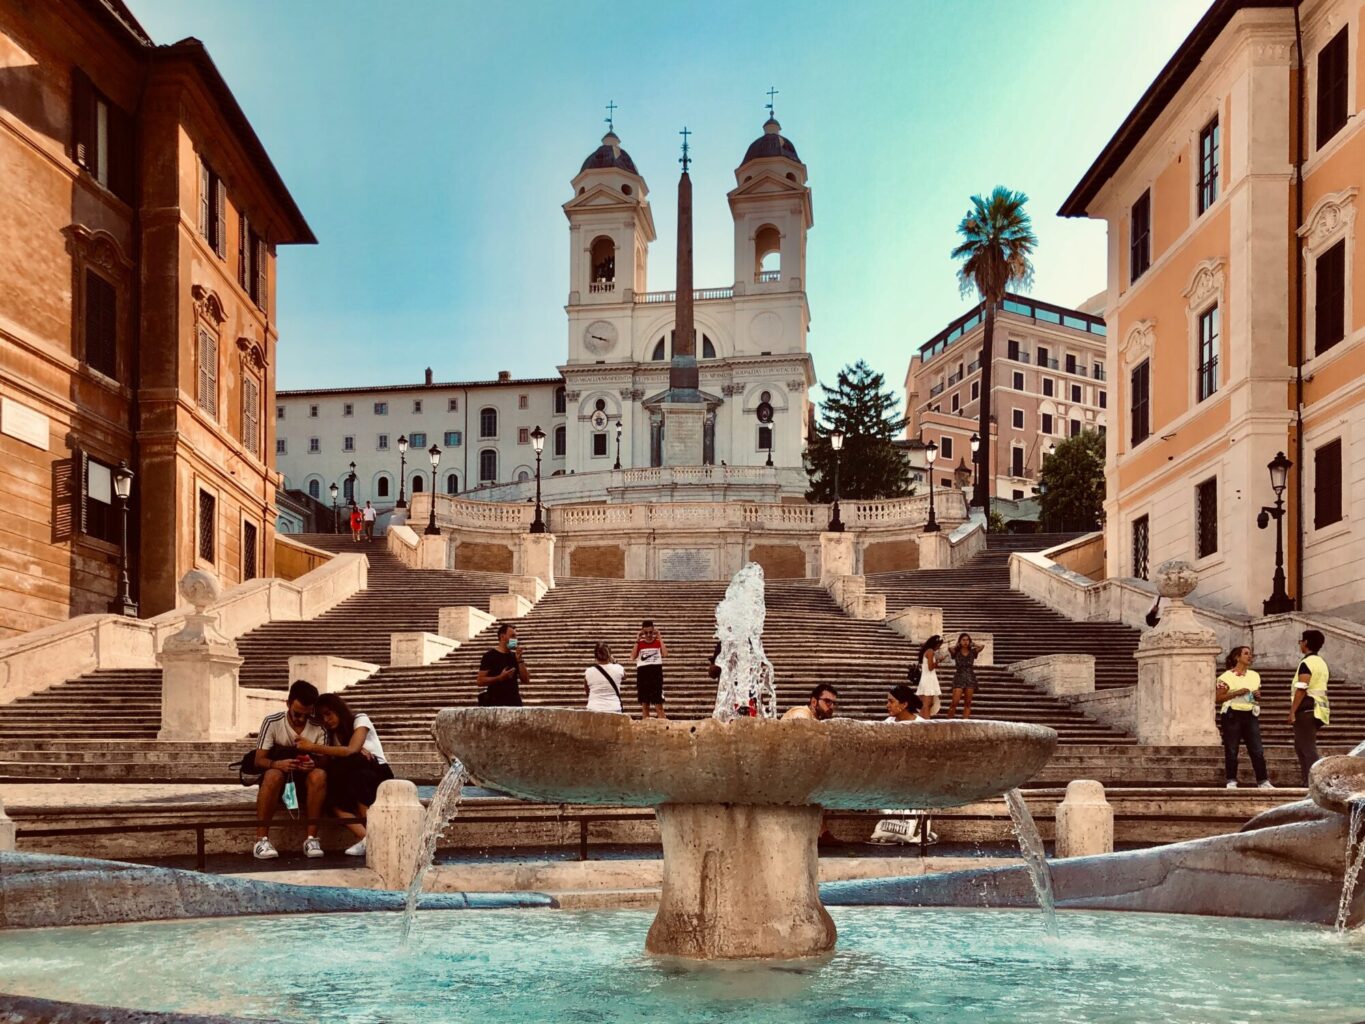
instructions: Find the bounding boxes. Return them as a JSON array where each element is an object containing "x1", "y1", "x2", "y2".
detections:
[
  {"x1": 1315, "y1": 239, "x2": 1346, "y2": 355},
  {"x1": 1195, "y1": 477, "x2": 1218, "y2": 558},
  {"x1": 1197, "y1": 305, "x2": 1220, "y2": 402},
  {"x1": 1036, "y1": 346, "x2": 1050, "y2": 369},
  {"x1": 1197, "y1": 116, "x2": 1219, "y2": 214},
  {"x1": 1130, "y1": 360, "x2": 1151, "y2": 447},
  {"x1": 1315, "y1": 438, "x2": 1343, "y2": 529},
  {"x1": 1010, "y1": 446, "x2": 1025, "y2": 477},
  {"x1": 1065, "y1": 354, "x2": 1077, "y2": 375},
  {"x1": 1130, "y1": 190, "x2": 1151, "y2": 281},
  {"x1": 1317, "y1": 28, "x2": 1349, "y2": 149}
]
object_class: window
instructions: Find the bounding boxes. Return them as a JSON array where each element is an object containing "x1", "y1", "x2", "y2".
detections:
[
  {"x1": 1042, "y1": 378, "x2": 1054, "y2": 397},
  {"x1": 518, "y1": 394, "x2": 528, "y2": 410},
  {"x1": 1011, "y1": 408, "x2": 1024, "y2": 429},
  {"x1": 237, "y1": 214, "x2": 267, "y2": 310},
  {"x1": 83, "y1": 269, "x2": 117, "y2": 379},
  {"x1": 554, "y1": 425, "x2": 566, "y2": 457},
  {"x1": 970, "y1": 381, "x2": 979, "y2": 400},
  {"x1": 1197, "y1": 305, "x2": 1220, "y2": 401},
  {"x1": 1130, "y1": 190, "x2": 1151, "y2": 281},
  {"x1": 276, "y1": 406, "x2": 284, "y2": 419},
  {"x1": 1130, "y1": 360, "x2": 1151, "y2": 447},
  {"x1": 651, "y1": 338, "x2": 666, "y2": 361},
  {"x1": 593, "y1": 432, "x2": 609, "y2": 457},
  {"x1": 377, "y1": 434, "x2": 389, "y2": 451},
  {"x1": 445, "y1": 472, "x2": 459, "y2": 494},
  {"x1": 377, "y1": 476, "x2": 390, "y2": 498},
  {"x1": 196, "y1": 326, "x2": 218, "y2": 418},
  {"x1": 309, "y1": 405, "x2": 319, "y2": 418},
  {"x1": 1070, "y1": 418, "x2": 1081, "y2": 437},
  {"x1": 444, "y1": 430, "x2": 462, "y2": 447},
  {"x1": 197, "y1": 489, "x2": 216, "y2": 563},
  {"x1": 1010, "y1": 446, "x2": 1025, "y2": 477},
  {"x1": 71, "y1": 70, "x2": 133, "y2": 202},
  {"x1": 448, "y1": 397, "x2": 459, "y2": 412},
  {"x1": 1099, "y1": 391, "x2": 1107, "y2": 409},
  {"x1": 197, "y1": 159, "x2": 226, "y2": 257},
  {"x1": 703, "y1": 336, "x2": 716, "y2": 359},
  {"x1": 78, "y1": 452, "x2": 116, "y2": 544},
  {"x1": 1042, "y1": 413, "x2": 1054, "y2": 435},
  {"x1": 1071, "y1": 383, "x2": 1082, "y2": 403},
  {"x1": 276, "y1": 439, "x2": 287, "y2": 455},
  {"x1": 1315, "y1": 438, "x2": 1343, "y2": 529},
  {"x1": 413, "y1": 400, "x2": 423, "y2": 413},
  {"x1": 1132, "y1": 515, "x2": 1149, "y2": 579},
  {"x1": 343, "y1": 436, "x2": 354, "y2": 452},
  {"x1": 1065, "y1": 354, "x2": 1077, "y2": 375},
  {"x1": 940, "y1": 436, "x2": 953, "y2": 460},
  {"x1": 480, "y1": 407, "x2": 498, "y2": 438},
  {"x1": 1195, "y1": 478, "x2": 1218, "y2": 558},
  {"x1": 242, "y1": 375, "x2": 260, "y2": 458},
  {"x1": 409, "y1": 474, "x2": 422, "y2": 494},
  {"x1": 1315, "y1": 239, "x2": 1346, "y2": 355},
  {"x1": 1197, "y1": 117, "x2": 1219, "y2": 214},
  {"x1": 1007, "y1": 339, "x2": 1022, "y2": 361},
  {"x1": 1012, "y1": 489, "x2": 1024, "y2": 500},
  {"x1": 409, "y1": 432, "x2": 426, "y2": 447},
  {"x1": 307, "y1": 479, "x2": 320, "y2": 499},
  {"x1": 374, "y1": 402, "x2": 388, "y2": 415},
  {"x1": 308, "y1": 437, "x2": 320, "y2": 453},
  {"x1": 479, "y1": 449, "x2": 498, "y2": 482},
  {"x1": 242, "y1": 521, "x2": 258, "y2": 581},
  {"x1": 519, "y1": 427, "x2": 530, "y2": 445},
  {"x1": 343, "y1": 403, "x2": 353, "y2": 417},
  {"x1": 1094, "y1": 362, "x2": 1104, "y2": 379},
  {"x1": 1317, "y1": 28, "x2": 1349, "y2": 149},
  {"x1": 555, "y1": 388, "x2": 566, "y2": 415},
  {"x1": 950, "y1": 393, "x2": 959, "y2": 413},
  {"x1": 342, "y1": 476, "x2": 354, "y2": 503},
  {"x1": 1012, "y1": 371, "x2": 1024, "y2": 390},
  {"x1": 1036, "y1": 345, "x2": 1050, "y2": 369}
]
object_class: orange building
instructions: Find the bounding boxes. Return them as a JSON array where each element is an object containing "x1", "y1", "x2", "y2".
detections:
[
  {"x1": 0, "y1": 0, "x2": 313, "y2": 636},
  {"x1": 1062, "y1": 0, "x2": 1364, "y2": 618}
]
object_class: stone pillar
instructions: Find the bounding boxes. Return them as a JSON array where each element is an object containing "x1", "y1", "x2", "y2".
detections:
[
  {"x1": 366, "y1": 779, "x2": 427, "y2": 890},
  {"x1": 157, "y1": 571, "x2": 246, "y2": 742},
  {"x1": 886, "y1": 605, "x2": 943, "y2": 644},
  {"x1": 916, "y1": 531, "x2": 949, "y2": 569},
  {"x1": 661, "y1": 401, "x2": 706, "y2": 467},
  {"x1": 518, "y1": 533, "x2": 556, "y2": 589},
  {"x1": 1132, "y1": 560, "x2": 1221, "y2": 746},
  {"x1": 418, "y1": 534, "x2": 445, "y2": 570},
  {"x1": 1055, "y1": 780, "x2": 1113, "y2": 858},
  {"x1": 819, "y1": 531, "x2": 856, "y2": 585},
  {"x1": 0, "y1": 795, "x2": 15, "y2": 852}
]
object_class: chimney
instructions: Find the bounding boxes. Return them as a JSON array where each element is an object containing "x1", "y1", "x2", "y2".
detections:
[
  {"x1": 498, "y1": 370, "x2": 511, "y2": 382},
  {"x1": 424, "y1": 367, "x2": 433, "y2": 385}
]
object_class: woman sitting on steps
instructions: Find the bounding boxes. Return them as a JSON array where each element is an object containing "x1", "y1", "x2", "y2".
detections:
[{"x1": 295, "y1": 693, "x2": 394, "y2": 857}]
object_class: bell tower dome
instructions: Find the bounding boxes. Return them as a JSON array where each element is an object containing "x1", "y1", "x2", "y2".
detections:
[
  {"x1": 564, "y1": 129, "x2": 655, "y2": 306},
  {"x1": 728, "y1": 114, "x2": 812, "y2": 294}
]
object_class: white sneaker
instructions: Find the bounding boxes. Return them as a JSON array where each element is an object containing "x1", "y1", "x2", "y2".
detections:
[
  {"x1": 253, "y1": 838, "x2": 279, "y2": 860},
  {"x1": 303, "y1": 836, "x2": 324, "y2": 858},
  {"x1": 1258, "y1": 781, "x2": 1275, "y2": 789},
  {"x1": 344, "y1": 838, "x2": 367, "y2": 857},
  {"x1": 1225, "y1": 781, "x2": 1238, "y2": 789}
]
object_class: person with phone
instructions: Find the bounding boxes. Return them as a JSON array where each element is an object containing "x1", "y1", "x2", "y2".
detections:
[
  {"x1": 584, "y1": 642, "x2": 626, "y2": 714},
  {"x1": 252, "y1": 680, "x2": 329, "y2": 860},
  {"x1": 477, "y1": 623, "x2": 528, "y2": 707},
  {"x1": 630, "y1": 619, "x2": 668, "y2": 720}
]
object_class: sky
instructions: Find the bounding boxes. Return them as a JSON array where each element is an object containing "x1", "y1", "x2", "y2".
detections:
[{"x1": 130, "y1": 0, "x2": 1207, "y2": 396}]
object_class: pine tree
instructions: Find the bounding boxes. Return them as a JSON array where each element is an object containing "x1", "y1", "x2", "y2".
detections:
[
  {"x1": 1037, "y1": 429, "x2": 1105, "y2": 532},
  {"x1": 805, "y1": 360, "x2": 913, "y2": 501}
]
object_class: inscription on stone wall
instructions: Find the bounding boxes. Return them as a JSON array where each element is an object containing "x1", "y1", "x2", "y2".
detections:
[{"x1": 658, "y1": 547, "x2": 718, "y2": 581}]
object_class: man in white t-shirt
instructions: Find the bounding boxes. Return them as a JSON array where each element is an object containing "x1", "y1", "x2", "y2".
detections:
[
  {"x1": 362, "y1": 501, "x2": 377, "y2": 542},
  {"x1": 252, "y1": 680, "x2": 329, "y2": 860}
]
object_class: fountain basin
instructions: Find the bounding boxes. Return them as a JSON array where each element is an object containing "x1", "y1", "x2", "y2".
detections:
[{"x1": 433, "y1": 708, "x2": 1056, "y2": 958}]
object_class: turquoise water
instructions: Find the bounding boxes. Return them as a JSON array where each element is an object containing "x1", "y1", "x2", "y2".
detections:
[{"x1": 2, "y1": 908, "x2": 1363, "y2": 1023}]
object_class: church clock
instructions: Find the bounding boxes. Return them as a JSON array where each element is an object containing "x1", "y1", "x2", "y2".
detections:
[{"x1": 583, "y1": 320, "x2": 618, "y2": 356}]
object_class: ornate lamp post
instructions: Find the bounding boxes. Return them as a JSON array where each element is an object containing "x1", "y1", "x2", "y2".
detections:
[
  {"x1": 530, "y1": 425, "x2": 547, "y2": 534},
  {"x1": 924, "y1": 440, "x2": 941, "y2": 533},
  {"x1": 1257, "y1": 450, "x2": 1294, "y2": 615},
  {"x1": 396, "y1": 434, "x2": 409, "y2": 509},
  {"x1": 828, "y1": 427, "x2": 845, "y2": 533},
  {"x1": 969, "y1": 432, "x2": 981, "y2": 502},
  {"x1": 424, "y1": 444, "x2": 442, "y2": 536},
  {"x1": 614, "y1": 420, "x2": 622, "y2": 471},
  {"x1": 329, "y1": 481, "x2": 339, "y2": 533},
  {"x1": 109, "y1": 460, "x2": 137, "y2": 617}
]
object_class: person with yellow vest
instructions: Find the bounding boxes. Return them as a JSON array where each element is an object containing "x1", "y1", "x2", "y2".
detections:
[
  {"x1": 1216, "y1": 646, "x2": 1271, "y2": 788},
  {"x1": 1287, "y1": 629, "x2": 1330, "y2": 785}
]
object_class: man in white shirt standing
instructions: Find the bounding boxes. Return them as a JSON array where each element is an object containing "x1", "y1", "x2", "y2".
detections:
[
  {"x1": 362, "y1": 501, "x2": 377, "y2": 542},
  {"x1": 252, "y1": 680, "x2": 329, "y2": 860}
]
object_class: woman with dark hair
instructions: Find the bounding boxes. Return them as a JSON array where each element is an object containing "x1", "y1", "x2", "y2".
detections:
[
  {"x1": 942, "y1": 632, "x2": 983, "y2": 719},
  {"x1": 584, "y1": 642, "x2": 625, "y2": 713},
  {"x1": 885, "y1": 684, "x2": 922, "y2": 723},
  {"x1": 296, "y1": 693, "x2": 393, "y2": 857},
  {"x1": 1216, "y1": 646, "x2": 1270, "y2": 789},
  {"x1": 913, "y1": 635, "x2": 944, "y2": 719}
]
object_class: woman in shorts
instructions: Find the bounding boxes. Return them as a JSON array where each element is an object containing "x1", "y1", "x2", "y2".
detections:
[{"x1": 630, "y1": 620, "x2": 668, "y2": 720}]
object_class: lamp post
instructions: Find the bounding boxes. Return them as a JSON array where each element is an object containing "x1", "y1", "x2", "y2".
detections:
[
  {"x1": 613, "y1": 420, "x2": 622, "y2": 471},
  {"x1": 396, "y1": 434, "x2": 409, "y2": 509},
  {"x1": 530, "y1": 425, "x2": 547, "y2": 534},
  {"x1": 828, "y1": 427, "x2": 845, "y2": 532},
  {"x1": 1257, "y1": 450, "x2": 1294, "y2": 615},
  {"x1": 924, "y1": 440, "x2": 941, "y2": 533},
  {"x1": 969, "y1": 433, "x2": 981, "y2": 502},
  {"x1": 109, "y1": 460, "x2": 137, "y2": 617},
  {"x1": 424, "y1": 444, "x2": 442, "y2": 535},
  {"x1": 329, "y1": 481, "x2": 339, "y2": 533}
]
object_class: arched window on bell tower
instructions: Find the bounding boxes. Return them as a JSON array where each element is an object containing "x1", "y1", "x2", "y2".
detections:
[
  {"x1": 754, "y1": 224, "x2": 781, "y2": 283},
  {"x1": 589, "y1": 236, "x2": 616, "y2": 293}
]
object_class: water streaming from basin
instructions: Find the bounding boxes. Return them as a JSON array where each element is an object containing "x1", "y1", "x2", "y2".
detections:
[
  {"x1": 1336, "y1": 797, "x2": 1365, "y2": 933},
  {"x1": 398, "y1": 760, "x2": 468, "y2": 944},
  {"x1": 1005, "y1": 788, "x2": 1059, "y2": 938},
  {"x1": 711, "y1": 562, "x2": 776, "y2": 721}
]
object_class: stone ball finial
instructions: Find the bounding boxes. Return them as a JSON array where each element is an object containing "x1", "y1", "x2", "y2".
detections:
[
  {"x1": 179, "y1": 570, "x2": 221, "y2": 613},
  {"x1": 1153, "y1": 560, "x2": 1199, "y2": 600}
]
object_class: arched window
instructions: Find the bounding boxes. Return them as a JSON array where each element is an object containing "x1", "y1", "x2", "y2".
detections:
[
  {"x1": 307, "y1": 479, "x2": 320, "y2": 499},
  {"x1": 445, "y1": 472, "x2": 459, "y2": 494},
  {"x1": 479, "y1": 449, "x2": 498, "y2": 482},
  {"x1": 702, "y1": 335, "x2": 716, "y2": 359},
  {"x1": 589, "y1": 236, "x2": 615, "y2": 288},
  {"x1": 479, "y1": 407, "x2": 498, "y2": 438},
  {"x1": 343, "y1": 476, "x2": 355, "y2": 502},
  {"x1": 755, "y1": 224, "x2": 781, "y2": 281},
  {"x1": 651, "y1": 337, "x2": 666, "y2": 361},
  {"x1": 554, "y1": 425, "x2": 566, "y2": 457},
  {"x1": 516, "y1": 469, "x2": 531, "y2": 483},
  {"x1": 554, "y1": 387, "x2": 566, "y2": 414},
  {"x1": 376, "y1": 476, "x2": 390, "y2": 498},
  {"x1": 411, "y1": 474, "x2": 424, "y2": 493}
]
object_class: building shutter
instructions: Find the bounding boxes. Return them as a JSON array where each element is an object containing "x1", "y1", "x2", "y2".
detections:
[
  {"x1": 213, "y1": 176, "x2": 226, "y2": 257},
  {"x1": 198, "y1": 160, "x2": 210, "y2": 238},
  {"x1": 72, "y1": 69, "x2": 95, "y2": 169},
  {"x1": 76, "y1": 447, "x2": 90, "y2": 535},
  {"x1": 254, "y1": 235, "x2": 268, "y2": 311},
  {"x1": 107, "y1": 103, "x2": 135, "y2": 203},
  {"x1": 242, "y1": 375, "x2": 260, "y2": 457},
  {"x1": 197, "y1": 326, "x2": 218, "y2": 417},
  {"x1": 238, "y1": 213, "x2": 249, "y2": 289}
]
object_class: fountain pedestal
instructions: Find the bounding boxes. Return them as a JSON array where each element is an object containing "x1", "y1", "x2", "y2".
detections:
[{"x1": 649, "y1": 803, "x2": 834, "y2": 959}]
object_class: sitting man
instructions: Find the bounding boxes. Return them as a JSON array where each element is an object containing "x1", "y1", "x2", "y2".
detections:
[
  {"x1": 253, "y1": 679, "x2": 329, "y2": 860},
  {"x1": 782, "y1": 683, "x2": 838, "y2": 721}
]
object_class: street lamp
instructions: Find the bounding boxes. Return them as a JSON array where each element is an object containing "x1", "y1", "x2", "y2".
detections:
[
  {"x1": 1257, "y1": 450, "x2": 1294, "y2": 614},
  {"x1": 424, "y1": 444, "x2": 442, "y2": 536},
  {"x1": 396, "y1": 434, "x2": 409, "y2": 509},
  {"x1": 969, "y1": 433, "x2": 981, "y2": 499},
  {"x1": 329, "y1": 481, "x2": 339, "y2": 533},
  {"x1": 109, "y1": 460, "x2": 137, "y2": 617},
  {"x1": 613, "y1": 420, "x2": 622, "y2": 471},
  {"x1": 924, "y1": 440, "x2": 941, "y2": 533},
  {"x1": 530, "y1": 425, "x2": 547, "y2": 534},
  {"x1": 828, "y1": 427, "x2": 845, "y2": 532}
]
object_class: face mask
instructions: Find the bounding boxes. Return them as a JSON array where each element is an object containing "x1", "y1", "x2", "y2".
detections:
[
  {"x1": 282, "y1": 780, "x2": 299, "y2": 811},
  {"x1": 507, "y1": 639, "x2": 519, "y2": 651}
]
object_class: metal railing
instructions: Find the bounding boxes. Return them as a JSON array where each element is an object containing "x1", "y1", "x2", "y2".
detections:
[
  {"x1": 755, "y1": 270, "x2": 781, "y2": 283},
  {"x1": 588, "y1": 280, "x2": 615, "y2": 293}
]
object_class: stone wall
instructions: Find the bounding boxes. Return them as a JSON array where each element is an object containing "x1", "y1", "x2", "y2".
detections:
[
  {"x1": 863, "y1": 539, "x2": 919, "y2": 575},
  {"x1": 746, "y1": 544, "x2": 806, "y2": 580},
  {"x1": 453, "y1": 541, "x2": 515, "y2": 574},
  {"x1": 569, "y1": 544, "x2": 626, "y2": 579},
  {"x1": 273, "y1": 535, "x2": 332, "y2": 581}
]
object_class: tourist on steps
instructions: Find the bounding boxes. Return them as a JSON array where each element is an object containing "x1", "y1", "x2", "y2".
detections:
[
  {"x1": 252, "y1": 680, "x2": 329, "y2": 861},
  {"x1": 1289, "y1": 629, "x2": 1331, "y2": 785},
  {"x1": 348, "y1": 504, "x2": 363, "y2": 543},
  {"x1": 584, "y1": 642, "x2": 626, "y2": 714},
  {"x1": 885, "y1": 684, "x2": 923, "y2": 723},
  {"x1": 942, "y1": 633, "x2": 983, "y2": 719},
  {"x1": 296, "y1": 693, "x2": 394, "y2": 857},
  {"x1": 477, "y1": 624, "x2": 528, "y2": 707},
  {"x1": 362, "y1": 500, "x2": 377, "y2": 542},
  {"x1": 782, "y1": 683, "x2": 838, "y2": 720},
  {"x1": 1216, "y1": 646, "x2": 1271, "y2": 789},
  {"x1": 911, "y1": 635, "x2": 944, "y2": 719},
  {"x1": 631, "y1": 620, "x2": 668, "y2": 719}
]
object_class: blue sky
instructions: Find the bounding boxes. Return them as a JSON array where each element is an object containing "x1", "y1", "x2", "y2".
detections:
[{"x1": 131, "y1": 0, "x2": 1205, "y2": 394}]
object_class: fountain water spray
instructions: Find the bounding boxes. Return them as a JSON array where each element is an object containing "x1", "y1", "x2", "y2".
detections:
[
  {"x1": 1004, "y1": 789, "x2": 1059, "y2": 938},
  {"x1": 399, "y1": 760, "x2": 468, "y2": 944},
  {"x1": 711, "y1": 563, "x2": 777, "y2": 721},
  {"x1": 1335, "y1": 797, "x2": 1365, "y2": 933}
]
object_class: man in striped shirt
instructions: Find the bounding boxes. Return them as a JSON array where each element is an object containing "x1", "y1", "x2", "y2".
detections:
[{"x1": 252, "y1": 680, "x2": 329, "y2": 860}]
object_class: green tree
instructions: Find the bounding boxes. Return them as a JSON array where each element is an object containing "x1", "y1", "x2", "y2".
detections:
[
  {"x1": 1038, "y1": 430, "x2": 1105, "y2": 532},
  {"x1": 805, "y1": 360, "x2": 912, "y2": 501},
  {"x1": 951, "y1": 187, "x2": 1038, "y2": 510}
]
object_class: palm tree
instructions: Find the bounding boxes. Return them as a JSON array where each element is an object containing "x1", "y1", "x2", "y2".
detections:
[{"x1": 951, "y1": 187, "x2": 1038, "y2": 512}]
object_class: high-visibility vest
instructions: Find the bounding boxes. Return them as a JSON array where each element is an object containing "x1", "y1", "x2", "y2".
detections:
[{"x1": 1297, "y1": 654, "x2": 1330, "y2": 726}]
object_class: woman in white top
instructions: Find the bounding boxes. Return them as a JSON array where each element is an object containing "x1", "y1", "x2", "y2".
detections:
[
  {"x1": 299, "y1": 693, "x2": 394, "y2": 857},
  {"x1": 885, "y1": 684, "x2": 923, "y2": 723},
  {"x1": 584, "y1": 643, "x2": 626, "y2": 714},
  {"x1": 913, "y1": 635, "x2": 944, "y2": 719}
]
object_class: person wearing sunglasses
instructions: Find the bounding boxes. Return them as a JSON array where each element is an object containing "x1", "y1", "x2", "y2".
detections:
[{"x1": 782, "y1": 683, "x2": 839, "y2": 721}]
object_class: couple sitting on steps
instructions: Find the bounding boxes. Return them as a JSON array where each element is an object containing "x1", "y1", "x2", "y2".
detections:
[{"x1": 251, "y1": 680, "x2": 394, "y2": 861}]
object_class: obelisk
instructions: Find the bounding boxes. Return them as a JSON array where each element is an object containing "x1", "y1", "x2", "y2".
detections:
[{"x1": 661, "y1": 126, "x2": 706, "y2": 466}]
